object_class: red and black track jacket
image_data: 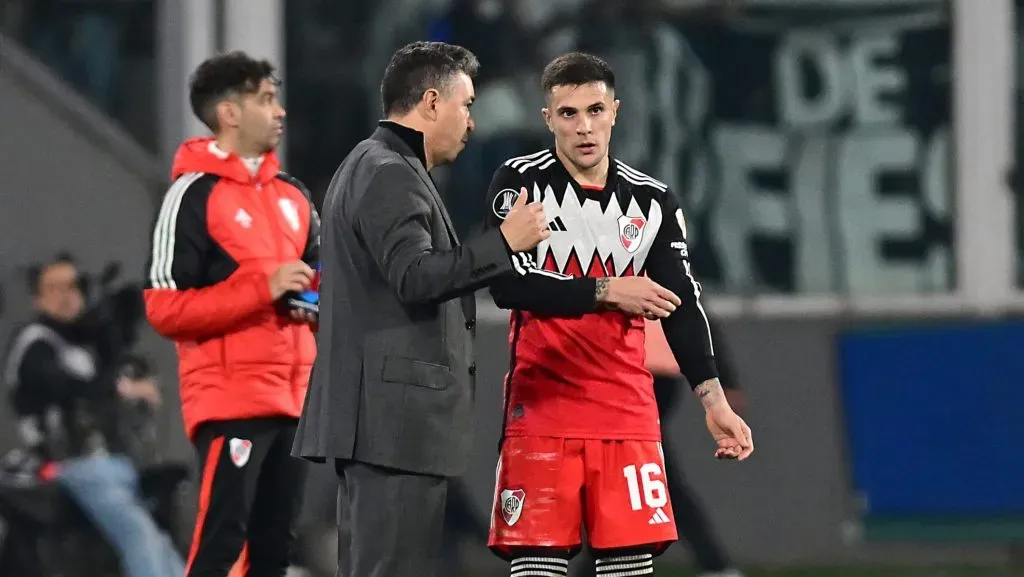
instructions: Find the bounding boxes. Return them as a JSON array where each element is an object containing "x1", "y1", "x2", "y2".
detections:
[{"x1": 144, "y1": 137, "x2": 319, "y2": 440}]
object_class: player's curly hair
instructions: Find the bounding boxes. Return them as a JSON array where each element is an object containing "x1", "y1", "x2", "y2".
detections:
[
  {"x1": 189, "y1": 51, "x2": 279, "y2": 132},
  {"x1": 541, "y1": 52, "x2": 616, "y2": 95},
  {"x1": 380, "y1": 41, "x2": 479, "y2": 117}
]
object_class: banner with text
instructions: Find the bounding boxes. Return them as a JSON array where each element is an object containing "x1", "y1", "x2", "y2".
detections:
[{"x1": 623, "y1": 1, "x2": 953, "y2": 295}]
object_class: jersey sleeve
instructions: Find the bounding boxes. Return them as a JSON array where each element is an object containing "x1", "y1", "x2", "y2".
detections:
[
  {"x1": 485, "y1": 163, "x2": 598, "y2": 317},
  {"x1": 278, "y1": 172, "x2": 321, "y2": 265},
  {"x1": 143, "y1": 174, "x2": 273, "y2": 341},
  {"x1": 644, "y1": 190, "x2": 719, "y2": 388},
  {"x1": 303, "y1": 203, "x2": 321, "y2": 265}
]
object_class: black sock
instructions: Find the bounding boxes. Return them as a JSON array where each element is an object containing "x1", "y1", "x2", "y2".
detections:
[{"x1": 595, "y1": 552, "x2": 654, "y2": 576}]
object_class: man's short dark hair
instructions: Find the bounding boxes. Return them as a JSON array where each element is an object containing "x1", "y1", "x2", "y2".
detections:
[
  {"x1": 189, "y1": 51, "x2": 278, "y2": 131},
  {"x1": 541, "y1": 52, "x2": 616, "y2": 95},
  {"x1": 27, "y1": 251, "x2": 76, "y2": 296},
  {"x1": 380, "y1": 41, "x2": 479, "y2": 117}
]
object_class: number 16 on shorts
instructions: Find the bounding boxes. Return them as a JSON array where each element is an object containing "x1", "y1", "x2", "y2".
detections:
[{"x1": 623, "y1": 463, "x2": 673, "y2": 525}]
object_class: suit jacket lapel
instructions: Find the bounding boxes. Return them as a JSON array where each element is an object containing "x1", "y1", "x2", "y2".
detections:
[{"x1": 399, "y1": 153, "x2": 461, "y2": 246}]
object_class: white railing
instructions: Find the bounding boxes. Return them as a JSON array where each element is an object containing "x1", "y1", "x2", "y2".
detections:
[
  {"x1": 953, "y1": 0, "x2": 1017, "y2": 317},
  {"x1": 475, "y1": 292, "x2": 1023, "y2": 324}
]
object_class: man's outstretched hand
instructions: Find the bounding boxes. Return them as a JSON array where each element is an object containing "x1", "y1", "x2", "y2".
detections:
[{"x1": 695, "y1": 378, "x2": 753, "y2": 461}]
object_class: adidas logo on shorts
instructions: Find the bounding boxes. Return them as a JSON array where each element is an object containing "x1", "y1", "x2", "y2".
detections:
[{"x1": 648, "y1": 507, "x2": 671, "y2": 525}]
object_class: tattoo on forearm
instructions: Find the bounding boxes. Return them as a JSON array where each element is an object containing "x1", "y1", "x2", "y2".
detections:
[
  {"x1": 595, "y1": 277, "x2": 610, "y2": 303},
  {"x1": 694, "y1": 378, "x2": 726, "y2": 409}
]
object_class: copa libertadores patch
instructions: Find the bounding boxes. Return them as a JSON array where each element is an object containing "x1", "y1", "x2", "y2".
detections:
[{"x1": 492, "y1": 188, "x2": 521, "y2": 220}]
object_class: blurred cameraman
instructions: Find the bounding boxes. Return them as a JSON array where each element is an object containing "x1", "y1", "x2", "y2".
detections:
[{"x1": 2, "y1": 253, "x2": 184, "y2": 577}]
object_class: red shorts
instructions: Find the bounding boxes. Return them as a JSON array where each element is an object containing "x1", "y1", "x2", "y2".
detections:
[{"x1": 488, "y1": 436, "x2": 677, "y2": 559}]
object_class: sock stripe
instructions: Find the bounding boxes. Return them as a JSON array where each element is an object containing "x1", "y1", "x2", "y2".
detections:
[
  {"x1": 595, "y1": 553, "x2": 654, "y2": 577},
  {"x1": 512, "y1": 565, "x2": 567, "y2": 572},
  {"x1": 512, "y1": 557, "x2": 569, "y2": 566},
  {"x1": 596, "y1": 554, "x2": 652, "y2": 564},
  {"x1": 511, "y1": 570, "x2": 566, "y2": 577},
  {"x1": 597, "y1": 561, "x2": 654, "y2": 570},
  {"x1": 511, "y1": 556, "x2": 569, "y2": 577}
]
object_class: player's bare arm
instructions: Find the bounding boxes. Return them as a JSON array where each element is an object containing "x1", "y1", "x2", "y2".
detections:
[
  {"x1": 695, "y1": 377, "x2": 754, "y2": 461},
  {"x1": 595, "y1": 277, "x2": 610, "y2": 301},
  {"x1": 694, "y1": 377, "x2": 728, "y2": 409}
]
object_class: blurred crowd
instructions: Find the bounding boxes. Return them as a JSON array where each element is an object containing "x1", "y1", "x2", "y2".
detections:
[{"x1": 1, "y1": 0, "x2": 157, "y2": 146}]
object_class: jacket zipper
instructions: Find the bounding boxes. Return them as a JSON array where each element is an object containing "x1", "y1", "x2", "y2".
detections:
[{"x1": 256, "y1": 180, "x2": 302, "y2": 394}]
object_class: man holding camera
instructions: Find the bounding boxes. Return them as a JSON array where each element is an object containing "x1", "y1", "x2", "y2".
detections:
[
  {"x1": 3, "y1": 253, "x2": 184, "y2": 577},
  {"x1": 143, "y1": 51, "x2": 319, "y2": 577}
]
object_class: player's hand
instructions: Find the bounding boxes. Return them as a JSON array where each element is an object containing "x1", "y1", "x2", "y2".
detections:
[
  {"x1": 706, "y1": 407, "x2": 752, "y2": 460},
  {"x1": 597, "y1": 277, "x2": 681, "y2": 318},
  {"x1": 288, "y1": 309, "x2": 318, "y2": 324},
  {"x1": 116, "y1": 376, "x2": 162, "y2": 408},
  {"x1": 268, "y1": 261, "x2": 314, "y2": 300},
  {"x1": 499, "y1": 188, "x2": 549, "y2": 253},
  {"x1": 696, "y1": 379, "x2": 753, "y2": 461}
]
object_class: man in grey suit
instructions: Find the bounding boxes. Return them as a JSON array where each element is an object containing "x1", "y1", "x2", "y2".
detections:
[{"x1": 291, "y1": 41, "x2": 550, "y2": 577}]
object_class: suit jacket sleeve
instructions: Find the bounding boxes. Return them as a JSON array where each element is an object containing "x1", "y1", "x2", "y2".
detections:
[
  {"x1": 143, "y1": 174, "x2": 273, "y2": 341},
  {"x1": 485, "y1": 164, "x2": 598, "y2": 316},
  {"x1": 644, "y1": 189, "x2": 718, "y2": 388},
  {"x1": 353, "y1": 162, "x2": 515, "y2": 304}
]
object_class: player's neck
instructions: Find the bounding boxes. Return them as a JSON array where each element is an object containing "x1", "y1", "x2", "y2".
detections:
[
  {"x1": 214, "y1": 135, "x2": 263, "y2": 160},
  {"x1": 556, "y1": 146, "x2": 609, "y2": 189}
]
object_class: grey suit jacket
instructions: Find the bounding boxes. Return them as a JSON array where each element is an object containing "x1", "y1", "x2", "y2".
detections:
[{"x1": 291, "y1": 126, "x2": 515, "y2": 477}]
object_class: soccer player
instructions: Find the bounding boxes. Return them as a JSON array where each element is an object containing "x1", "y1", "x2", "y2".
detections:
[{"x1": 484, "y1": 52, "x2": 753, "y2": 577}]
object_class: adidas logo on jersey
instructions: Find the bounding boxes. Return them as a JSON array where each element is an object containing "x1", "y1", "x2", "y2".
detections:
[
  {"x1": 648, "y1": 507, "x2": 671, "y2": 525},
  {"x1": 547, "y1": 216, "x2": 567, "y2": 232}
]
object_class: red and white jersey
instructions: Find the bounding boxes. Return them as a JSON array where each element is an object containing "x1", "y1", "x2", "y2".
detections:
[{"x1": 485, "y1": 149, "x2": 716, "y2": 440}]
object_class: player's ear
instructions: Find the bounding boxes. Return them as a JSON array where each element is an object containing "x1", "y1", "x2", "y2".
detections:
[
  {"x1": 611, "y1": 99, "x2": 620, "y2": 127},
  {"x1": 541, "y1": 107, "x2": 554, "y2": 133},
  {"x1": 216, "y1": 99, "x2": 241, "y2": 129},
  {"x1": 421, "y1": 88, "x2": 440, "y2": 121}
]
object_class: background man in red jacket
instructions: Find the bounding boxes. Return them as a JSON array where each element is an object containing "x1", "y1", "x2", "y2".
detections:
[{"x1": 143, "y1": 51, "x2": 320, "y2": 577}]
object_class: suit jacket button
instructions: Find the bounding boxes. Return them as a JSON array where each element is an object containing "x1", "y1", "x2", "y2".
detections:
[
  {"x1": 465, "y1": 320, "x2": 476, "y2": 330},
  {"x1": 468, "y1": 364, "x2": 477, "y2": 376}
]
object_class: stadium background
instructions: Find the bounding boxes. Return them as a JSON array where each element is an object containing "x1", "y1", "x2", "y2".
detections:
[{"x1": 2, "y1": 0, "x2": 1024, "y2": 575}]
